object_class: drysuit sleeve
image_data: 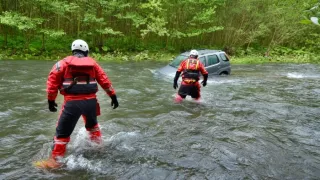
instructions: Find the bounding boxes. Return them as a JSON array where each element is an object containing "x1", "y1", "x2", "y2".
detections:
[
  {"x1": 46, "y1": 60, "x2": 65, "y2": 101},
  {"x1": 177, "y1": 60, "x2": 186, "y2": 72},
  {"x1": 174, "y1": 71, "x2": 181, "y2": 83},
  {"x1": 94, "y1": 62, "x2": 116, "y2": 97},
  {"x1": 203, "y1": 74, "x2": 208, "y2": 82}
]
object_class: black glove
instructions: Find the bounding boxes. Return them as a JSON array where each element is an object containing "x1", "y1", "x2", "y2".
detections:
[
  {"x1": 110, "y1": 95, "x2": 119, "y2": 109},
  {"x1": 201, "y1": 80, "x2": 207, "y2": 87},
  {"x1": 173, "y1": 71, "x2": 181, "y2": 90},
  {"x1": 48, "y1": 100, "x2": 57, "y2": 112},
  {"x1": 173, "y1": 81, "x2": 178, "y2": 89},
  {"x1": 201, "y1": 74, "x2": 208, "y2": 87}
]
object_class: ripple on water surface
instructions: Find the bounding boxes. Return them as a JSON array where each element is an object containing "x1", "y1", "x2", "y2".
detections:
[{"x1": 1, "y1": 62, "x2": 320, "y2": 179}]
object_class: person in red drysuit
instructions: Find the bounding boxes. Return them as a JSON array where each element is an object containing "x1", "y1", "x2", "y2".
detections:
[
  {"x1": 40, "y1": 39, "x2": 119, "y2": 168},
  {"x1": 173, "y1": 49, "x2": 208, "y2": 102}
]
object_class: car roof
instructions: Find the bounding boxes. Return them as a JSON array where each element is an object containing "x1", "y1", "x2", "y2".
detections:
[{"x1": 180, "y1": 49, "x2": 223, "y2": 56}]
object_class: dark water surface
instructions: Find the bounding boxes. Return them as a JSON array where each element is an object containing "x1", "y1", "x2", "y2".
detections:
[{"x1": 0, "y1": 60, "x2": 319, "y2": 179}]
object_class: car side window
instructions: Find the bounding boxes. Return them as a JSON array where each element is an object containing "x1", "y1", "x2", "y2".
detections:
[
  {"x1": 219, "y1": 53, "x2": 229, "y2": 61},
  {"x1": 207, "y1": 55, "x2": 219, "y2": 66},
  {"x1": 199, "y1": 57, "x2": 206, "y2": 66}
]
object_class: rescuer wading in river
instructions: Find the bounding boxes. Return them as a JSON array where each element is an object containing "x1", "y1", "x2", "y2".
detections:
[
  {"x1": 41, "y1": 39, "x2": 119, "y2": 168},
  {"x1": 173, "y1": 49, "x2": 208, "y2": 102}
]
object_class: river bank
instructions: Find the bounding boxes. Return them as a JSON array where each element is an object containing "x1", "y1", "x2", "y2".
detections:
[{"x1": 0, "y1": 51, "x2": 319, "y2": 64}]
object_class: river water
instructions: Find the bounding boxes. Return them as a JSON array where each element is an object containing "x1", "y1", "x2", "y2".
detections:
[{"x1": 0, "y1": 60, "x2": 319, "y2": 179}]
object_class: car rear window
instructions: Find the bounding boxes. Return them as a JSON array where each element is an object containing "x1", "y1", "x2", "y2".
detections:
[
  {"x1": 170, "y1": 55, "x2": 187, "y2": 67},
  {"x1": 207, "y1": 55, "x2": 219, "y2": 66},
  {"x1": 219, "y1": 53, "x2": 229, "y2": 61}
]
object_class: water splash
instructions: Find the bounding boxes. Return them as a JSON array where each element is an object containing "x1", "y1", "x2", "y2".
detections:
[
  {"x1": 65, "y1": 154, "x2": 104, "y2": 172},
  {"x1": 32, "y1": 141, "x2": 53, "y2": 162},
  {"x1": 62, "y1": 128, "x2": 141, "y2": 172}
]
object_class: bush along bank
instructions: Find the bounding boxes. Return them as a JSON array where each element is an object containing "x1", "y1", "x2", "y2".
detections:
[
  {"x1": 0, "y1": 50, "x2": 176, "y2": 63},
  {"x1": 231, "y1": 54, "x2": 320, "y2": 64},
  {"x1": 0, "y1": 47, "x2": 319, "y2": 64},
  {"x1": 230, "y1": 48, "x2": 320, "y2": 64}
]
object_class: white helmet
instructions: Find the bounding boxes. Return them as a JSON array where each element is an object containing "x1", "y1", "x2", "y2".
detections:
[
  {"x1": 189, "y1": 49, "x2": 198, "y2": 56},
  {"x1": 71, "y1": 39, "x2": 89, "y2": 52}
]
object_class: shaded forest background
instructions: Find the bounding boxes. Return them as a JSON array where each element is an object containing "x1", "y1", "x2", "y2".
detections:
[{"x1": 0, "y1": 0, "x2": 319, "y2": 61}]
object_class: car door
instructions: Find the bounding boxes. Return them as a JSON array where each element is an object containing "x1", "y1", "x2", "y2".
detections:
[{"x1": 205, "y1": 54, "x2": 220, "y2": 74}]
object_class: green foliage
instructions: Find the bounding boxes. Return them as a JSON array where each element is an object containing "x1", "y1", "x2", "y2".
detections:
[
  {"x1": 0, "y1": 11, "x2": 43, "y2": 30},
  {"x1": 140, "y1": 15, "x2": 169, "y2": 37},
  {"x1": 232, "y1": 54, "x2": 319, "y2": 64},
  {"x1": 133, "y1": 51, "x2": 150, "y2": 61},
  {"x1": 138, "y1": 0, "x2": 169, "y2": 37},
  {"x1": 96, "y1": 28, "x2": 123, "y2": 36},
  {"x1": 115, "y1": 12, "x2": 146, "y2": 28},
  {"x1": 40, "y1": 29, "x2": 65, "y2": 38},
  {"x1": 0, "y1": 0, "x2": 318, "y2": 63}
]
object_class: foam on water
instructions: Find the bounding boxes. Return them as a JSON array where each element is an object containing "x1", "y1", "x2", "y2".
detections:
[
  {"x1": 106, "y1": 131, "x2": 140, "y2": 150},
  {"x1": 126, "y1": 89, "x2": 141, "y2": 95},
  {"x1": 286, "y1": 72, "x2": 320, "y2": 79},
  {"x1": 148, "y1": 69, "x2": 157, "y2": 74},
  {"x1": 287, "y1": 72, "x2": 304, "y2": 79},
  {"x1": 65, "y1": 154, "x2": 104, "y2": 172},
  {"x1": 207, "y1": 78, "x2": 243, "y2": 85},
  {"x1": 1, "y1": 79, "x2": 21, "y2": 83},
  {"x1": 0, "y1": 110, "x2": 12, "y2": 118}
]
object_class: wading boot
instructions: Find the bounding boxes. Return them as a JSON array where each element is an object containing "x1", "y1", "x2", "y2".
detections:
[
  {"x1": 34, "y1": 138, "x2": 68, "y2": 169},
  {"x1": 87, "y1": 124, "x2": 102, "y2": 144},
  {"x1": 174, "y1": 94, "x2": 183, "y2": 103}
]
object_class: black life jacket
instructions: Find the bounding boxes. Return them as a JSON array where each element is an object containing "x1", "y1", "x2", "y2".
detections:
[{"x1": 182, "y1": 58, "x2": 200, "y2": 82}]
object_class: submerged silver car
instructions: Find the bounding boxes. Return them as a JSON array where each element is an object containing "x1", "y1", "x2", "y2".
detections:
[{"x1": 158, "y1": 49, "x2": 231, "y2": 76}]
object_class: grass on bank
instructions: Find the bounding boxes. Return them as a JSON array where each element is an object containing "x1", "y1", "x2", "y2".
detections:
[
  {"x1": 230, "y1": 54, "x2": 320, "y2": 64},
  {"x1": 0, "y1": 50, "x2": 176, "y2": 63},
  {"x1": 0, "y1": 50, "x2": 319, "y2": 64}
]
